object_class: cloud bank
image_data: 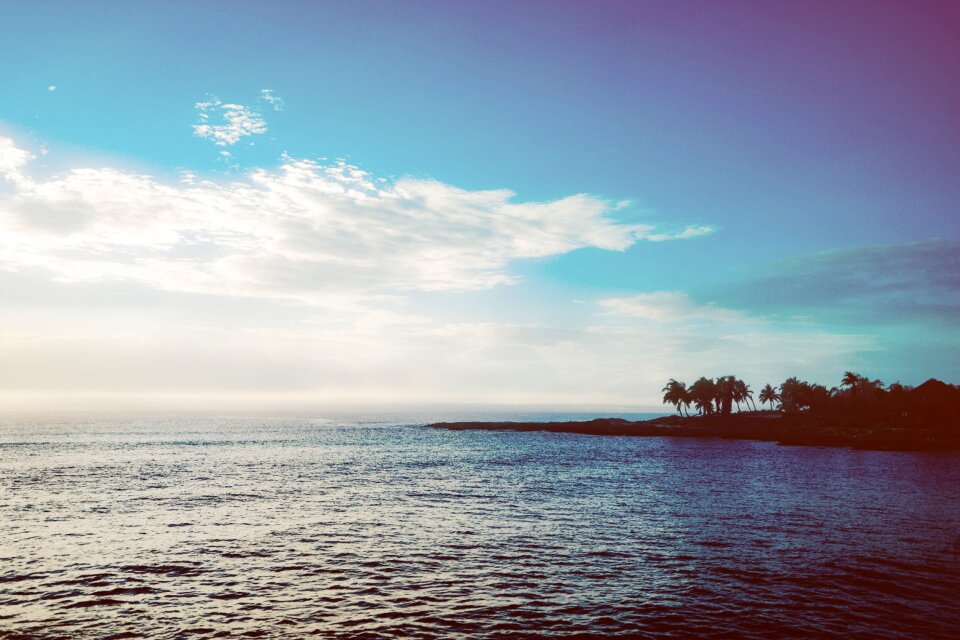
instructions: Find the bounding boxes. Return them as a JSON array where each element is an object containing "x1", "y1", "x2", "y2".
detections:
[{"x1": 0, "y1": 136, "x2": 708, "y2": 300}]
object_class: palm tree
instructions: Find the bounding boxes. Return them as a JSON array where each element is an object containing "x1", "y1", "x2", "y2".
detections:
[
  {"x1": 840, "y1": 371, "x2": 862, "y2": 398},
  {"x1": 662, "y1": 379, "x2": 689, "y2": 417},
  {"x1": 690, "y1": 377, "x2": 718, "y2": 415},
  {"x1": 731, "y1": 382, "x2": 744, "y2": 412},
  {"x1": 759, "y1": 383, "x2": 780, "y2": 411},
  {"x1": 841, "y1": 371, "x2": 861, "y2": 389},
  {"x1": 860, "y1": 377, "x2": 885, "y2": 402},
  {"x1": 779, "y1": 377, "x2": 805, "y2": 412},
  {"x1": 841, "y1": 372, "x2": 885, "y2": 402},
  {"x1": 733, "y1": 379, "x2": 755, "y2": 412},
  {"x1": 680, "y1": 386, "x2": 692, "y2": 417},
  {"x1": 714, "y1": 375, "x2": 736, "y2": 415}
]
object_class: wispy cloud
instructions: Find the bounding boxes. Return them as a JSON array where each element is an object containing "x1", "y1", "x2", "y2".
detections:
[
  {"x1": 646, "y1": 225, "x2": 714, "y2": 242},
  {"x1": 0, "y1": 136, "x2": 706, "y2": 301},
  {"x1": 680, "y1": 242, "x2": 960, "y2": 384},
  {"x1": 193, "y1": 97, "x2": 268, "y2": 146},
  {"x1": 713, "y1": 241, "x2": 960, "y2": 326},
  {"x1": 593, "y1": 290, "x2": 874, "y2": 387},
  {"x1": 259, "y1": 89, "x2": 285, "y2": 111},
  {"x1": 598, "y1": 291, "x2": 746, "y2": 323}
]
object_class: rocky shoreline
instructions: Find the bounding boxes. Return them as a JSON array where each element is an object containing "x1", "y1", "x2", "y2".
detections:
[{"x1": 428, "y1": 412, "x2": 960, "y2": 452}]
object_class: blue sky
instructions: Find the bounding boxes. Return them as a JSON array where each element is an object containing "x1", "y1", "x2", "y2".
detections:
[{"x1": 1, "y1": 0, "x2": 958, "y2": 408}]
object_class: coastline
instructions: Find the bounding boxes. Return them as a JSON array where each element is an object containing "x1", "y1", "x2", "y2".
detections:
[{"x1": 428, "y1": 412, "x2": 960, "y2": 452}]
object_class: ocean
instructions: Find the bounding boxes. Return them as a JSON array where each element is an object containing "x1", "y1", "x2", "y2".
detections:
[{"x1": 2, "y1": 412, "x2": 959, "y2": 638}]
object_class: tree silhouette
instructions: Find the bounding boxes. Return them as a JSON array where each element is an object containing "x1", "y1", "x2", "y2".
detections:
[
  {"x1": 779, "y1": 377, "x2": 803, "y2": 412},
  {"x1": 841, "y1": 371, "x2": 861, "y2": 389},
  {"x1": 759, "y1": 384, "x2": 780, "y2": 411},
  {"x1": 690, "y1": 377, "x2": 718, "y2": 415},
  {"x1": 733, "y1": 379, "x2": 755, "y2": 412},
  {"x1": 715, "y1": 375, "x2": 737, "y2": 415},
  {"x1": 659, "y1": 373, "x2": 960, "y2": 436},
  {"x1": 839, "y1": 372, "x2": 886, "y2": 404},
  {"x1": 840, "y1": 371, "x2": 863, "y2": 400},
  {"x1": 661, "y1": 379, "x2": 690, "y2": 417}
]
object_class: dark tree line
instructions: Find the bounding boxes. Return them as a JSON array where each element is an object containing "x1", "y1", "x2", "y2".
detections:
[
  {"x1": 661, "y1": 375, "x2": 755, "y2": 417},
  {"x1": 663, "y1": 372, "x2": 960, "y2": 425}
]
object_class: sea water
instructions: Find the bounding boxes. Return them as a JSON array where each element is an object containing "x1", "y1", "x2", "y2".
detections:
[{"x1": 2, "y1": 412, "x2": 959, "y2": 638}]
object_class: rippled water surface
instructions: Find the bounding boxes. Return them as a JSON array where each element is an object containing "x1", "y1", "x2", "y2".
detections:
[{"x1": 2, "y1": 412, "x2": 960, "y2": 639}]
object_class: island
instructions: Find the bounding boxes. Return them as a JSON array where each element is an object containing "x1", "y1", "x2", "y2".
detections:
[{"x1": 429, "y1": 374, "x2": 960, "y2": 451}]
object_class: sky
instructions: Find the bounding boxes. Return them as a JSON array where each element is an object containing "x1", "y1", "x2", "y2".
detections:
[{"x1": 1, "y1": 0, "x2": 959, "y2": 410}]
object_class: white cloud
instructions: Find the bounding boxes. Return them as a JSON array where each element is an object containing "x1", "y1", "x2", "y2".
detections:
[
  {"x1": 47, "y1": 85, "x2": 57, "y2": 92},
  {"x1": 193, "y1": 98, "x2": 268, "y2": 146},
  {"x1": 260, "y1": 89, "x2": 285, "y2": 111},
  {"x1": 0, "y1": 136, "x2": 704, "y2": 300},
  {"x1": 0, "y1": 136, "x2": 34, "y2": 185}
]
